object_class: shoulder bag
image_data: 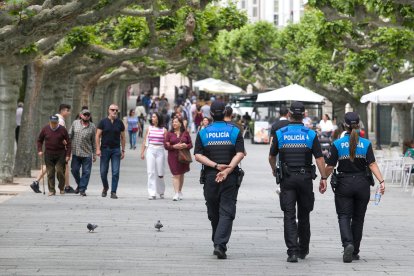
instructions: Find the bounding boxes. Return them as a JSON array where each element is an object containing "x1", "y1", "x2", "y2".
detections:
[{"x1": 178, "y1": 132, "x2": 192, "y2": 164}]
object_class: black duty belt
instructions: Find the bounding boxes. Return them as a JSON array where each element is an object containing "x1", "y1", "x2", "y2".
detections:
[
  {"x1": 337, "y1": 171, "x2": 366, "y2": 177},
  {"x1": 287, "y1": 166, "x2": 313, "y2": 173}
]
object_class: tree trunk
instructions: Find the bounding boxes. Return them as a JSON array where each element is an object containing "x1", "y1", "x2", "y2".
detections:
[
  {"x1": 353, "y1": 102, "x2": 369, "y2": 139},
  {"x1": 0, "y1": 63, "x2": 22, "y2": 183},
  {"x1": 393, "y1": 103, "x2": 413, "y2": 144},
  {"x1": 14, "y1": 62, "x2": 45, "y2": 177}
]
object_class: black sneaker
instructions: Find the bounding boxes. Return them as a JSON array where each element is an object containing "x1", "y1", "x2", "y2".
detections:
[
  {"x1": 80, "y1": 191, "x2": 87, "y2": 197},
  {"x1": 213, "y1": 245, "x2": 227, "y2": 259},
  {"x1": 298, "y1": 249, "x2": 309, "y2": 259},
  {"x1": 352, "y1": 254, "x2": 360, "y2": 260},
  {"x1": 110, "y1": 192, "x2": 118, "y2": 199},
  {"x1": 74, "y1": 186, "x2": 79, "y2": 194},
  {"x1": 343, "y1": 244, "x2": 354, "y2": 263},
  {"x1": 287, "y1": 254, "x2": 298, "y2": 263},
  {"x1": 102, "y1": 188, "x2": 108, "y2": 197},
  {"x1": 64, "y1": 186, "x2": 76, "y2": 194},
  {"x1": 30, "y1": 181, "x2": 41, "y2": 193}
]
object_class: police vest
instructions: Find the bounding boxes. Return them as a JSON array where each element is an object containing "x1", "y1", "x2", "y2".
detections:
[
  {"x1": 199, "y1": 122, "x2": 240, "y2": 165},
  {"x1": 333, "y1": 135, "x2": 370, "y2": 161},
  {"x1": 276, "y1": 124, "x2": 316, "y2": 167}
]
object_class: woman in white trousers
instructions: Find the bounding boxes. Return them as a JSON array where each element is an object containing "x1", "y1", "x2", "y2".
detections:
[{"x1": 141, "y1": 113, "x2": 167, "y2": 199}]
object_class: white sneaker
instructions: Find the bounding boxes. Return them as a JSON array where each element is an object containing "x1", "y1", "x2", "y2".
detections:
[
  {"x1": 172, "y1": 193, "x2": 179, "y2": 201},
  {"x1": 178, "y1": 192, "x2": 183, "y2": 200}
]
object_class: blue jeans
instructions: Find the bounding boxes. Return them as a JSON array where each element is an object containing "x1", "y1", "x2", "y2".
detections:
[
  {"x1": 128, "y1": 130, "x2": 137, "y2": 148},
  {"x1": 100, "y1": 147, "x2": 121, "y2": 193},
  {"x1": 71, "y1": 155, "x2": 92, "y2": 192}
]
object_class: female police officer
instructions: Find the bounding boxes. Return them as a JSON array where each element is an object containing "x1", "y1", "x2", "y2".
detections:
[{"x1": 325, "y1": 112, "x2": 385, "y2": 263}]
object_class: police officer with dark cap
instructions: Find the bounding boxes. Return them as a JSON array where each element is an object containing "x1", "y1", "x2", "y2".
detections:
[
  {"x1": 194, "y1": 100, "x2": 245, "y2": 260},
  {"x1": 324, "y1": 112, "x2": 385, "y2": 263},
  {"x1": 270, "y1": 105, "x2": 290, "y2": 144},
  {"x1": 268, "y1": 101, "x2": 328, "y2": 263}
]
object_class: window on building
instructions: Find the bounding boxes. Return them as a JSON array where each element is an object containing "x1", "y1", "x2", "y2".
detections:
[
  {"x1": 253, "y1": 0, "x2": 257, "y2": 4},
  {"x1": 274, "y1": 0, "x2": 279, "y2": 26},
  {"x1": 273, "y1": 14, "x2": 279, "y2": 26},
  {"x1": 274, "y1": 0, "x2": 279, "y2": 12},
  {"x1": 241, "y1": 0, "x2": 246, "y2": 9},
  {"x1": 253, "y1": 7, "x2": 258, "y2": 17}
]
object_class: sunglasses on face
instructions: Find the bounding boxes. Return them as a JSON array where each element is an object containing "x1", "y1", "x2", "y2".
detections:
[
  {"x1": 83, "y1": 113, "x2": 91, "y2": 116},
  {"x1": 110, "y1": 109, "x2": 118, "y2": 112}
]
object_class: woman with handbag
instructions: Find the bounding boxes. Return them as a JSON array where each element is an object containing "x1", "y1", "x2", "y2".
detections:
[
  {"x1": 127, "y1": 109, "x2": 139, "y2": 149},
  {"x1": 164, "y1": 117, "x2": 193, "y2": 201}
]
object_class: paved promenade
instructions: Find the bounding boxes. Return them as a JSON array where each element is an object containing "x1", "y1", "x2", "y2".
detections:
[{"x1": 1, "y1": 137, "x2": 414, "y2": 275}]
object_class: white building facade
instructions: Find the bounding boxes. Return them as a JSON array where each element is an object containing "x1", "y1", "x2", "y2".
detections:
[{"x1": 216, "y1": 0, "x2": 307, "y2": 27}]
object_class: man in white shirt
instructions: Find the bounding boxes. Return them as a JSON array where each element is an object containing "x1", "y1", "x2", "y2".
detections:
[{"x1": 55, "y1": 104, "x2": 76, "y2": 193}]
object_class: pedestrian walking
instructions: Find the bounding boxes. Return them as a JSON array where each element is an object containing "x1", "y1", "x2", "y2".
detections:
[
  {"x1": 164, "y1": 117, "x2": 193, "y2": 201},
  {"x1": 15, "y1": 102, "x2": 23, "y2": 144},
  {"x1": 30, "y1": 103, "x2": 72, "y2": 193},
  {"x1": 194, "y1": 105, "x2": 203, "y2": 132},
  {"x1": 69, "y1": 109, "x2": 96, "y2": 196},
  {"x1": 324, "y1": 112, "x2": 385, "y2": 263},
  {"x1": 141, "y1": 113, "x2": 167, "y2": 200},
  {"x1": 199, "y1": 117, "x2": 210, "y2": 132},
  {"x1": 95, "y1": 104, "x2": 126, "y2": 199},
  {"x1": 268, "y1": 101, "x2": 327, "y2": 263},
  {"x1": 269, "y1": 106, "x2": 290, "y2": 145},
  {"x1": 194, "y1": 101, "x2": 245, "y2": 259},
  {"x1": 36, "y1": 115, "x2": 71, "y2": 196},
  {"x1": 138, "y1": 113, "x2": 145, "y2": 138},
  {"x1": 55, "y1": 103, "x2": 77, "y2": 194},
  {"x1": 127, "y1": 109, "x2": 139, "y2": 149}
]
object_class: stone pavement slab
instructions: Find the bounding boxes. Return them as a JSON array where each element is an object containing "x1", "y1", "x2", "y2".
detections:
[{"x1": 1, "y1": 137, "x2": 414, "y2": 275}]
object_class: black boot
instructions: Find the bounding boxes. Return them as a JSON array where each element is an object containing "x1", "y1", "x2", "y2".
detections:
[
  {"x1": 30, "y1": 181, "x2": 41, "y2": 193},
  {"x1": 287, "y1": 254, "x2": 298, "y2": 263}
]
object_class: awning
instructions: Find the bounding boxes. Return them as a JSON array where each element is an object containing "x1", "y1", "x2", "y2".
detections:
[
  {"x1": 256, "y1": 84, "x2": 325, "y2": 103},
  {"x1": 193, "y1": 78, "x2": 243, "y2": 94},
  {"x1": 360, "y1": 78, "x2": 414, "y2": 104}
]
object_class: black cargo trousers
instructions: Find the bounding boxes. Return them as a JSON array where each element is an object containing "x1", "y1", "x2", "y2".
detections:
[
  {"x1": 203, "y1": 170, "x2": 239, "y2": 252},
  {"x1": 335, "y1": 175, "x2": 370, "y2": 255},
  {"x1": 279, "y1": 172, "x2": 315, "y2": 256}
]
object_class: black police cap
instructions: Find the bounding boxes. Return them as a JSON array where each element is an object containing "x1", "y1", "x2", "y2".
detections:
[
  {"x1": 210, "y1": 101, "x2": 226, "y2": 116},
  {"x1": 289, "y1": 101, "x2": 305, "y2": 115},
  {"x1": 344, "y1": 112, "x2": 360, "y2": 126}
]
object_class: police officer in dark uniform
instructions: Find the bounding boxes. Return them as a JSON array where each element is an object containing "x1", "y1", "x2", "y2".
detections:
[
  {"x1": 268, "y1": 101, "x2": 328, "y2": 263},
  {"x1": 325, "y1": 112, "x2": 385, "y2": 263},
  {"x1": 270, "y1": 105, "x2": 290, "y2": 144},
  {"x1": 194, "y1": 101, "x2": 245, "y2": 260}
]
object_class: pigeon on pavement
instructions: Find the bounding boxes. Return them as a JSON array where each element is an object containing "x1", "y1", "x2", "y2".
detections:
[
  {"x1": 87, "y1": 223, "x2": 98, "y2": 232},
  {"x1": 154, "y1": 220, "x2": 163, "y2": 231}
]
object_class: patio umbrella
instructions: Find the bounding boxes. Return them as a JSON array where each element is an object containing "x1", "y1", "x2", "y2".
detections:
[
  {"x1": 256, "y1": 84, "x2": 325, "y2": 103},
  {"x1": 193, "y1": 78, "x2": 220, "y2": 91},
  {"x1": 202, "y1": 80, "x2": 243, "y2": 94},
  {"x1": 360, "y1": 77, "x2": 414, "y2": 103}
]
